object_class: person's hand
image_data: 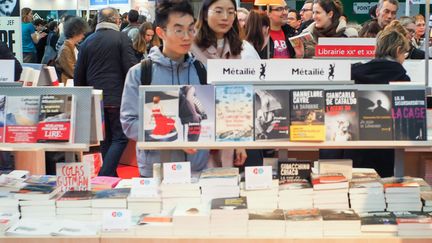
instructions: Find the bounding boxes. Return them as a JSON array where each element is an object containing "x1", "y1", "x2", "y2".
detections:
[
  {"x1": 183, "y1": 149, "x2": 197, "y2": 155},
  {"x1": 233, "y1": 149, "x2": 247, "y2": 166},
  {"x1": 294, "y1": 41, "x2": 305, "y2": 58},
  {"x1": 39, "y1": 32, "x2": 47, "y2": 39}
]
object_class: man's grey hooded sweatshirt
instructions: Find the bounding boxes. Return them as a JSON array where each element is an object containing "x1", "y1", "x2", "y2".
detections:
[{"x1": 120, "y1": 46, "x2": 209, "y2": 177}]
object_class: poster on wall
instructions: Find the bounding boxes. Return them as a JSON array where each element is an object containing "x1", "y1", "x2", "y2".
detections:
[
  {"x1": 0, "y1": 0, "x2": 22, "y2": 62},
  {"x1": 109, "y1": 0, "x2": 130, "y2": 4},
  {"x1": 90, "y1": 0, "x2": 108, "y2": 7},
  {"x1": 132, "y1": 0, "x2": 155, "y2": 23}
]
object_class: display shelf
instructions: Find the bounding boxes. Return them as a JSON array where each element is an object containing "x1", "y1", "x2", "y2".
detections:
[
  {"x1": 0, "y1": 143, "x2": 89, "y2": 152},
  {"x1": 137, "y1": 141, "x2": 432, "y2": 150},
  {"x1": 0, "y1": 236, "x2": 99, "y2": 243}
]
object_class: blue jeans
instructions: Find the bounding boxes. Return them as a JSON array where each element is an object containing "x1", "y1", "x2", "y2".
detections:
[{"x1": 99, "y1": 107, "x2": 128, "y2": 177}]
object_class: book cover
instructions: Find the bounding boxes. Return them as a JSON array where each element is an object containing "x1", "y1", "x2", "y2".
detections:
[
  {"x1": 57, "y1": 190, "x2": 94, "y2": 201},
  {"x1": 391, "y1": 90, "x2": 426, "y2": 140},
  {"x1": 325, "y1": 90, "x2": 359, "y2": 141},
  {"x1": 211, "y1": 197, "x2": 247, "y2": 210},
  {"x1": 138, "y1": 212, "x2": 173, "y2": 224},
  {"x1": 321, "y1": 209, "x2": 360, "y2": 221},
  {"x1": 36, "y1": 94, "x2": 75, "y2": 143},
  {"x1": 5, "y1": 96, "x2": 40, "y2": 143},
  {"x1": 278, "y1": 160, "x2": 311, "y2": 182},
  {"x1": 288, "y1": 32, "x2": 313, "y2": 49},
  {"x1": 215, "y1": 85, "x2": 253, "y2": 142},
  {"x1": 360, "y1": 211, "x2": 397, "y2": 227},
  {"x1": 91, "y1": 176, "x2": 122, "y2": 189},
  {"x1": 248, "y1": 209, "x2": 285, "y2": 221},
  {"x1": 358, "y1": 90, "x2": 393, "y2": 140},
  {"x1": 82, "y1": 153, "x2": 103, "y2": 178},
  {"x1": 318, "y1": 159, "x2": 353, "y2": 179},
  {"x1": 0, "y1": 95, "x2": 5, "y2": 143},
  {"x1": 24, "y1": 175, "x2": 57, "y2": 186},
  {"x1": 93, "y1": 188, "x2": 131, "y2": 200},
  {"x1": 200, "y1": 167, "x2": 239, "y2": 179},
  {"x1": 382, "y1": 177, "x2": 420, "y2": 190},
  {"x1": 178, "y1": 85, "x2": 214, "y2": 142},
  {"x1": 143, "y1": 89, "x2": 181, "y2": 142},
  {"x1": 285, "y1": 208, "x2": 322, "y2": 221},
  {"x1": 311, "y1": 173, "x2": 347, "y2": 184},
  {"x1": 254, "y1": 89, "x2": 290, "y2": 140},
  {"x1": 56, "y1": 162, "x2": 91, "y2": 191},
  {"x1": 290, "y1": 89, "x2": 325, "y2": 141}
]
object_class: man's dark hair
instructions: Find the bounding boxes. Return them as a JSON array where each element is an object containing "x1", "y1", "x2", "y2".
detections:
[
  {"x1": 288, "y1": 9, "x2": 301, "y2": 21},
  {"x1": 64, "y1": 16, "x2": 90, "y2": 39},
  {"x1": 369, "y1": 4, "x2": 377, "y2": 19},
  {"x1": 33, "y1": 18, "x2": 45, "y2": 27},
  {"x1": 46, "y1": 21, "x2": 58, "y2": 32},
  {"x1": 155, "y1": 0, "x2": 194, "y2": 28},
  {"x1": 128, "y1": 9, "x2": 139, "y2": 23}
]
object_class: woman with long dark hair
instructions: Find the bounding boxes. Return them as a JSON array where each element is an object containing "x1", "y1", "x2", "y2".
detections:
[{"x1": 244, "y1": 10, "x2": 270, "y2": 59}]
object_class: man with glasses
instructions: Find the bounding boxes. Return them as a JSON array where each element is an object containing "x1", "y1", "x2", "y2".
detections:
[
  {"x1": 121, "y1": 0, "x2": 209, "y2": 178},
  {"x1": 298, "y1": 0, "x2": 314, "y2": 33},
  {"x1": 267, "y1": 1, "x2": 295, "y2": 58},
  {"x1": 75, "y1": 7, "x2": 138, "y2": 177},
  {"x1": 287, "y1": 9, "x2": 302, "y2": 35}
]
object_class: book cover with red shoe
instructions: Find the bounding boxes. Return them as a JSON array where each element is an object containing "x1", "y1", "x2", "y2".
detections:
[
  {"x1": 36, "y1": 94, "x2": 76, "y2": 143},
  {"x1": 5, "y1": 96, "x2": 40, "y2": 143},
  {"x1": 143, "y1": 88, "x2": 181, "y2": 142},
  {"x1": 179, "y1": 85, "x2": 214, "y2": 142}
]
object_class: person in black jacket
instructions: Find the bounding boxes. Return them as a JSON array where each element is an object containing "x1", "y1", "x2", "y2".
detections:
[
  {"x1": 322, "y1": 26, "x2": 411, "y2": 177},
  {"x1": 0, "y1": 41, "x2": 22, "y2": 81},
  {"x1": 74, "y1": 7, "x2": 138, "y2": 177}
]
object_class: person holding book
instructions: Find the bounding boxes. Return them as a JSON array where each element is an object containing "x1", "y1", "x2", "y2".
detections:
[
  {"x1": 121, "y1": 0, "x2": 209, "y2": 177},
  {"x1": 297, "y1": 0, "x2": 358, "y2": 58},
  {"x1": 191, "y1": 0, "x2": 260, "y2": 168}
]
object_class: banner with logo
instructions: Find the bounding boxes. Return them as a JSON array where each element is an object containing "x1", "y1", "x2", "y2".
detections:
[
  {"x1": 0, "y1": 0, "x2": 22, "y2": 62},
  {"x1": 207, "y1": 59, "x2": 351, "y2": 83}
]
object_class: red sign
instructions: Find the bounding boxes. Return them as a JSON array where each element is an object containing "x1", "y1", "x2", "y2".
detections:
[{"x1": 315, "y1": 45, "x2": 375, "y2": 58}]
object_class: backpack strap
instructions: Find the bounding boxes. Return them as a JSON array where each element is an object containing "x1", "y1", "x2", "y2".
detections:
[
  {"x1": 140, "y1": 59, "x2": 153, "y2": 85},
  {"x1": 193, "y1": 60, "x2": 207, "y2": 85}
]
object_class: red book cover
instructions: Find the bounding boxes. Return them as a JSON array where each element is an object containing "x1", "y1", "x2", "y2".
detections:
[
  {"x1": 311, "y1": 173, "x2": 347, "y2": 185},
  {"x1": 5, "y1": 96, "x2": 40, "y2": 143}
]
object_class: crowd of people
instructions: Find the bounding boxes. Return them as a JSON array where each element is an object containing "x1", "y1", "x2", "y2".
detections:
[{"x1": 0, "y1": 0, "x2": 429, "y2": 178}]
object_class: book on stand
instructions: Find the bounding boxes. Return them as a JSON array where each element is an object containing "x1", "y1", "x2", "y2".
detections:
[{"x1": 5, "y1": 96, "x2": 40, "y2": 143}]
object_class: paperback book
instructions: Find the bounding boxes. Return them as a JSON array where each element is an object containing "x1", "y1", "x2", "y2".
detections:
[
  {"x1": 278, "y1": 160, "x2": 311, "y2": 183},
  {"x1": 391, "y1": 90, "x2": 426, "y2": 140},
  {"x1": 325, "y1": 90, "x2": 359, "y2": 141},
  {"x1": 358, "y1": 90, "x2": 393, "y2": 140},
  {"x1": 56, "y1": 161, "x2": 91, "y2": 191},
  {"x1": 215, "y1": 85, "x2": 253, "y2": 142},
  {"x1": 179, "y1": 85, "x2": 214, "y2": 142},
  {"x1": 5, "y1": 96, "x2": 40, "y2": 143},
  {"x1": 254, "y1": 89, "x2": 290, "y2": 140},
  {"x1": 143, "y1": 88, "x2": 181, "y2": 142},
  {"x1": 36, "y1": 94, "x2": 76, "y2": 143},
  {"x1": 290, "y1": 89, "x2": 325, "y2": 141}
]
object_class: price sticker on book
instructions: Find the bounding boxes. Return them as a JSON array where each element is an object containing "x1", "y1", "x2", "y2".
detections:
[
  {"x1": 245, "y1": 166, "x2": 272, "y2": 190},
  {"x1": 102, "y1": 209, "x2": 131, "y2": 232},
  {"x1": 163, "y1": 162, "x2": 191, "y2": 184},
  {"x1": 131, "y1": 177, "x2": 158, "y2": 197}
]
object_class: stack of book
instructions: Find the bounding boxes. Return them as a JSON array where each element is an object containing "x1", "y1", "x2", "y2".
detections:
[
  {"x1": 248, "y1": 209, "x2": 286, "y2": 237},
  {"x1": 160, "y1": 181, "x2": 201, "y2": 211},
  {"x1": 127, "y1": 196, "x2": 162, "y2": 217},
  {"x1": 349, "y1": 168, "x2": 385, "y2": 213},
  {"x1": 56, "y1": 191, "x2": 94, "y2": 220},
  {"x1": 209, "y1": 197, "x2": 248, "y2": 236},
  {"x1": 240, "y1": 180, "x2": 279, "y2": 209},
  {"x1": 199, "y1": 168, "x2": 240, "y2": 203},
  {"x1": 311, "y1": 173, "x2": 349, "y2": 209},
  {"x1": 0, "y1": 212, "x2": 20, "y2": 235},
  {"x1": 0, "y1": 193, "x2": 19, "y2": 214},
  {"x1": 172, "y1": 203, "x2": 210, "y2": 236},
  {"x1": 134, "y1": 210, "x2": 173, "y2": 236},
  {"x1": 284, "y1": 208, "x2": 323, "y2": 237},
  {"x1": 321, "y1": 209, "x2": 361, "y2": 236},
  {"x1": 278, "y1": 180, "x2": 313, "y2": 210},
  {"x1": 19, "y1": 195, "x2": 59, "y2": 218},
  {"x1": 394, "y1": 211, "x2": 432, "y2": 236},
  {"x1": 91, "y1": 188, "x2": 130, "y2": 217},
  {"x1": 421, "y1": 191, "x2": 432, "y2": 212},
  {"x1": 359, "y1": 211, "x2": 397, "y2": 235},
  {"x1": 383, "y1": 177, "x2": 422, "y2": 212}
]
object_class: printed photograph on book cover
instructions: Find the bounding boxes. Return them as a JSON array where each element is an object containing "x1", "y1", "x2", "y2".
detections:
[
  {"x1": 254, "y1": 89, "x2": 290, "y2": 140},
  {"x1": 215, "y1": 85, "x2": 253, "y2": 142},
  {"x1": 358, "y1": 90, "x2": 393, "y2": 140},
  {"x1": 179, "y1": 85, "x2": 214, "y2": 142},
  {"x1": 325, "y1": 90, "x2": 359, "y2": 141},
  {"x1": 5, "y1": 96, "x2": 40, "y2": 143},
  {"x1": 143, "y1": 90, "x2": 181, "y2": 142}
]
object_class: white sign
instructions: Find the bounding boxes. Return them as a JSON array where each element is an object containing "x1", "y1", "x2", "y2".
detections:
[
  {"x1": 207, "y1": 59, "x2": 351, "y2": 83},
  {"x1": 0, "y1": 17, "x2": 22, "y2": 62},
  {"x1": 102, "y1": 209, "x2": 131, "y2": 232},
  {"x1": 130, "y1": 177, "x2": 158, "y2": 197},
  {"x1": 411, "y1": 0, "x2": 425, "y2": 4},
  {"x1": 353, "y1": 2, "x2": 375, "y2": 14},
  {"x1": 0, "y1": 60, "x2": 14, "y2": 82},
  {"x1": 245, "y1": 166, "x2": 272, "y2": 190},
  {"x1": 163, "y1": 161, "x2": 191, "y2": 184}
]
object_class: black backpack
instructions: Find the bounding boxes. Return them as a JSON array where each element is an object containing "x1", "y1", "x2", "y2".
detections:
[{"x1": 140, "y1": 59, "x2": 207, "y2": 85}]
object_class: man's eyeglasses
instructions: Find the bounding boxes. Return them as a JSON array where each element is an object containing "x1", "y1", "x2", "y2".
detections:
[
  {"x1": 300, "y1": 8, "x2": 312, "y2": 13},
  {"x1": 208, "y1": 8, "x2": 237, "y2": 18},
  {"x1": 164, "y1": 28, "x2": 196, "y2": 38},
  {"x1": 271, "y1": 6, "x2": 289, "y2": 12}
]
